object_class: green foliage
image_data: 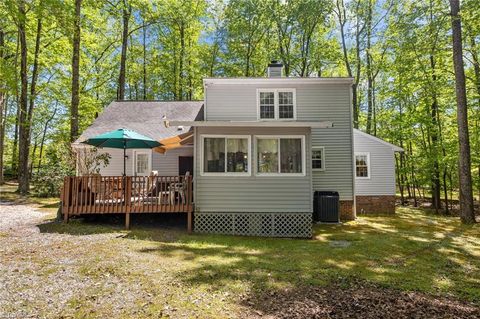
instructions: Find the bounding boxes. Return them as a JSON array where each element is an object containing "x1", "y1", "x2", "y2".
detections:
[
  {"x1": 0, "y1": 0, "x2": 479, "y2": 202},
  {"x1": 32, "y1": 146, "x2": 75, "y2": 197}
]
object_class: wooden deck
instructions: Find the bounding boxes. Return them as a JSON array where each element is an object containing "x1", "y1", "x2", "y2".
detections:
[{"x1": 61, "y1": 175, "x2": 193, "y2": 231}]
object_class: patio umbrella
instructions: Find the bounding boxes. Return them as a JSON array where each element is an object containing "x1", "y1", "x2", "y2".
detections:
[
  {"x1": 82, "y1": 128, "x2": 162, "y2": 176},
  {"x1": 153, "y1": 131, "x2": 193, "y2": 154}
]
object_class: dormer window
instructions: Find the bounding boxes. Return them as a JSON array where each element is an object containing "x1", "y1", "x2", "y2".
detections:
[{"x1": 257, "y1": 89, "x2": 296, "y2": 120}]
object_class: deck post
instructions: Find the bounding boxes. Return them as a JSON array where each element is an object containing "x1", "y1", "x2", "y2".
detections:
[
  {"x1": 125, "y1": 176, "x2": 132, "y2": 230},
  {"x1": 63, "y1": 177, "x2": 70, "y2": 223},
  {"x1": 187, "y1": 212, "x2": 192, "y2": 234}
]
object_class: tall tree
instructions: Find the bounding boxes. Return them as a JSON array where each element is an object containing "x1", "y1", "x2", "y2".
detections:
[
  {"x1": 70, "y1": 0, "x2": 82, "y2": 142},
  {"x1": 117, "y1": 0, "x2": 131, "y2": 100},
  {"x1": 17, "y1": 0, "x2": 29, "y2": 194},
  {"x1": 449, "y1": 0, "x2": 475, "y2": 224}
]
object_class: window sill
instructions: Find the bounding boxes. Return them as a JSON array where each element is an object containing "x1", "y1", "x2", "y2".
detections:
[
  {"x1": 255, "y1": 173, "x2": 306, "y2": 177},
  {"x1": 200, "y1": 172, "x2": 251, "y2": 177}
]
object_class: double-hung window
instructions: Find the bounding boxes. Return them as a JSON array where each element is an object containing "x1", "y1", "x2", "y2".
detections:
[
  {"x1": 202, "y1": 135, "x2": 250, "y2": 175},
  {"x1": 355, "y1": 152, "x2": 370, "y2": 178},
  {"x1": 258, "y1": 89, "x2": 296, "y2": 120},
  {"x1": 312, "y1": 147, "x2": 325, "y2": 170},
  {"x1": 256, "y1": 136, "x2": 305, "y2": 175}
]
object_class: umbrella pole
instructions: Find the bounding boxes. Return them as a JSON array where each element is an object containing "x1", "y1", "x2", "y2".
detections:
[{"x1": 123, "y1": 141, "x2": 129, "y2": 229}]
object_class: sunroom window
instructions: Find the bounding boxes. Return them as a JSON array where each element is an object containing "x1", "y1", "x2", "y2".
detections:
[
  {"x1": 256, "y1": 136, "x2": 304, "y2": 175},
  {"x1": 202, "y1": 136, "x2": 250, "y2": 175},
  {"x1": 258, "y1": 89, "x2": 296, "y2": 120}
]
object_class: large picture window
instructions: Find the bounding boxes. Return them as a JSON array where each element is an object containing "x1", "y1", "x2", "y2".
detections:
[
  {"x1": 202, "y1": 135, "x2": 250, "y2": 175},
  {"x1": 257, "y1": 89, "x2": 296, "y2": 120},
  {"x1": 355, "y1": 153, "x2": 370, "y2": 178},
  {"x1": 256, "y1": 136, "x2": 305, "y2": 175}
]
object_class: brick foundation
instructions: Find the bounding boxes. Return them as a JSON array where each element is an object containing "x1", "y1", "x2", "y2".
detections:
[
  {"x1": 356, "y1": 195, "x2": 396, "y2": 214},
  {"x1": 340, "y1": 200, "x2": 355, "y2": 221}
]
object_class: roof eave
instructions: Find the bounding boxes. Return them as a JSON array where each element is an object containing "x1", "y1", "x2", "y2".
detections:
[{"x1": 169, "y1": 120, "x2": 333, "y2": 128}]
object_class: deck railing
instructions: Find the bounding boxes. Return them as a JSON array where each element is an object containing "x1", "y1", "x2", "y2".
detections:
[{"x1": 61, "y1": 175, "x2": 194, "y2": 218}]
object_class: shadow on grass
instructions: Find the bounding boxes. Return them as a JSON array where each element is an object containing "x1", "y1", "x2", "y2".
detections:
[
  {"x1": 38, "y1": 213, "x2": 189, "y2": 239},
  {"x1": 37, "y1": 207, "x2": 480, "y2": 307}
]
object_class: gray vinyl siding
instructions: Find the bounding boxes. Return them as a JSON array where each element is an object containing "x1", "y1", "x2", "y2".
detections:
[
  {"x1": 205, "y1": 82, "x2": 354, "y2": 200},
  {"x1": 95, "y1": 148, "x2": 135, "y2": 176},
  {"x1": 93, "y1": 146, "x2": 192, "y2": 176},
  {"x1": 194, "y1": 126, "x2": 312, "y2": 213},
  {"x1": 152, "y1": 146, "x2": 193, "y2": 175},
  {"x1": 354, "y1": 131, "x2": 396, "y2": 195}
]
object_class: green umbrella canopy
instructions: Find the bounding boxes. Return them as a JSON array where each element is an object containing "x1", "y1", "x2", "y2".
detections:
[
  {"x1": 82, "y1": 128, "x2": 162, "y2": 149},
  {"x1": 82, "y1": 129, "x2": 162, "y2": 176}
]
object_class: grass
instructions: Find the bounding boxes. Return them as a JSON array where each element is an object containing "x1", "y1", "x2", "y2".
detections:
[
  {"x1": 0, "y1": 181, "x2": 59, "y2": 214},
  {"x1": 43, "y1": 209, "x2": 480, "y2": 302},
  {"x1": 2, "y1": 182, "x2": 479, "y2": 317}
]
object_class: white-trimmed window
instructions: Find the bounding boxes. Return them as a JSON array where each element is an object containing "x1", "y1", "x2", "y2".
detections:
[
  {"x1": 256, "y1": 136, "x2": 305, "y2": 176},
  {"x1": 133, "y1": 150, "x2": 151, "y2": 176},
  {"x1": 312, "y1": 146, "x2": 325, "y2": 170},
  {"x1": 355, "y1": 152, "x2": 370, "y2": 178},
  {"x1": 257, "y1": 89, "x2": 296, "y2": 120},
  {"x1": 201, "y1": 135, "x2": 251, "y2": 176}
]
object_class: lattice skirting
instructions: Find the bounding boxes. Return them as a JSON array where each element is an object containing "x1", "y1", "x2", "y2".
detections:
[{"x1": 194, "y1": 212, "x2": 312, "y2": 238}]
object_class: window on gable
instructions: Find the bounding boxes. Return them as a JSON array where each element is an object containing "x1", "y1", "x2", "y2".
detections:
[
  {"x1": 258, "y1": 89, "x2": 296, "y2": 120},
  {"x1": 202, "y1": 136, "x2": 250, "y2": 175},
  {"x1": 355, "y1": 153, "x2": 370, "y2": 178},
  {"x1": 312, "y1": 147, "x2": 325, "y2": 170},
  {"x1": 278, "y1": 91, "x2": 294, "y2": 119},
  {"x1": 259, "y1": 92, "x2": 275, "y2": 119}
]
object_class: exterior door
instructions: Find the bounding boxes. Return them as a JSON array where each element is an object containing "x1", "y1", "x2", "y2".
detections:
[
  {"x1": 134, "y1": 151, "x2": 151, "y2": 176},
  {"x1": 179, "y1": 156, "x2": 193, "y2": 176}
]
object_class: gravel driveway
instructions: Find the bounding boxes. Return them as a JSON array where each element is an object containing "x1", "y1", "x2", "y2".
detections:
[{"x1": 0, "y1": 202, "x2": 156, "y2": 318}]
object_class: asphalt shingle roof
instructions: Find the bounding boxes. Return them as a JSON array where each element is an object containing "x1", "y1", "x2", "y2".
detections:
[{"x1": 74, "y1": 101, "x2": 204, "y2": 144}]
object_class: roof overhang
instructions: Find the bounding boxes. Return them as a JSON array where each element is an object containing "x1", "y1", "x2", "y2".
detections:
[
  {"x1": 168, "y1": 120, "x2": 333, "y2": 128},
  {"x1": 353, "y1": 129, "x2": 404, "y2": 152}
]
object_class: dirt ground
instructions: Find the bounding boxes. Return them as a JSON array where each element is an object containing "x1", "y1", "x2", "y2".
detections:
[{"x1": 1, "y1": 201, "x2": 479, "y2": 318}]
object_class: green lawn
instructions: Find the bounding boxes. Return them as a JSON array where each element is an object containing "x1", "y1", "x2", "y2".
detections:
[
  {"x1": 1, "y1": 182, "x2": 479, "y2": 317},
  {"x1": 42, "y1": 207, "x2": 480, "y2": 302}
]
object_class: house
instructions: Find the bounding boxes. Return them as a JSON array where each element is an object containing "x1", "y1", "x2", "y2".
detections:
[
  {"x1": 68, "y1": 61, "x2": 402, "y2": 237},
  {"x1": 353, "y1": 129, "x2": 404, "y2": 214}
]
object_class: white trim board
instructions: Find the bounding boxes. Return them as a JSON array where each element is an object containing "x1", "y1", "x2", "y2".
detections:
[{"x1": 169, "y1": 120, "x2": 333, "y2": 128}]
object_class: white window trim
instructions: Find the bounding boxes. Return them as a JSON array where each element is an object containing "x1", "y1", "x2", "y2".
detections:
[
  {"x1": 132, "y1": 150, "x2": 152, "y2": 176},
  {"x1": 355, "y1": 152, "x2": 370, "y2": 179},
  {"x1": 200, "y1": 134, "x2": 251, "y2": 177},
  {"x1": 254, "y1": 135, "x2": 306, "y2": 177},
  {"x1": 256, "y1": 88, "x2": 297, "y2": 121},
  {"x1": 312, "y1": 146, "x2": 325, "y2": 171}
]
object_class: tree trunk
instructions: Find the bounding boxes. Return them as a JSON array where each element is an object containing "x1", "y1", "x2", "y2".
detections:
[
  {"x1": 142, "y1": 21, "x2": 147, "y2": 100},
  {"x1": 17, "y1": 0, "x2": 30, "y2": 194},
  {"x1": 429, "y1": 54, "x2": 442, "y2": 212},
  {"x1": 366, "y1": 0, "x2": 374, "y2": 134},
  {"x1": 37, "y1": 105, "x2": 58, "y2": 174},
  {"x1": 336, "y1": 0, "x2": 359, "y2": 128},
  {"x1": 117, "y1": 0, "x2": 130, "y2": 100},
  {"x1": 0, "y1": 93, "x2": 6, "y2": 185},
  {"x1": 449, "y1": 0, "x2": 476, "y2": 223},
  {"x1": 70, "y1": 0, "x2": 82, "y2": 142},
  {"x1": 12, "y1": 30, "x2": 20, "y2": 176},
  {"x1": 0, "y1": 28, "x2": 5, "y2": 185},
  {"x1": 178, "y1": 21, "x2": 185, "y2": 100}
]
